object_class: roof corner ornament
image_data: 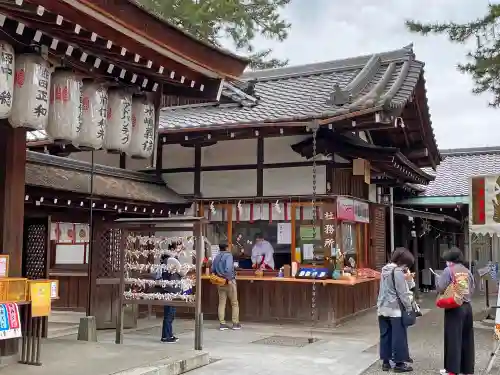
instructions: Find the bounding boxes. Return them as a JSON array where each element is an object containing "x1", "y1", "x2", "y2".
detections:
[
  {"x1": 243, "y1": 79, "x2": 258, "y2": 97},
  {"x1": 326, "y1": 83, "x2": 351, "y2": 107}
]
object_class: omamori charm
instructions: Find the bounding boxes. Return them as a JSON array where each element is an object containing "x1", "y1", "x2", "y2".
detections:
[
  {"x1": 104, "y1": 89, "x2": 132, "y2": 153},
  {"x1": 47, "y1": 69, "x2": 83, "y2": 143},
  {"x1": 9, "y1": 54, "x2": 51, "y2": 129},
  {"x1": 75, "y1": 82, "x2": 107, "y2": 149},
  {"x1": 0, "y1": 42, "x2": 14, "y2": 119},
  {"x1": 128, "y1": 95, "x2": 155, "y2": 159}
]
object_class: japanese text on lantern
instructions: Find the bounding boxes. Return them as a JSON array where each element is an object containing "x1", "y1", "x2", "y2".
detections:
[
  {"x1": 322, "y1": 203, "x2": 336, "y2": 249},
  {"x1": 143, "y1": 105, "x2": 154, "y2": 152},
  {"x1": 0, "y1": 50, "x2": 13, "y2": 107},
  {"x1": 97, "y1": 88, "x2": 107, "y2": 139},
  {"x1": 121, "y1": 99, "x2": 131, "y2": 144},
  {"x1": 34, "y1": 65, "x2": 49, "y2": 118}
]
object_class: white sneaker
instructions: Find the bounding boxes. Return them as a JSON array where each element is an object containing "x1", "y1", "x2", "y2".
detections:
[{"x1": 439, "y1": 369, "x2": 447, "y2": 374}]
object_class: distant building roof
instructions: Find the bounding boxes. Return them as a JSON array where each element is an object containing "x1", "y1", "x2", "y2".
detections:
[
  {"x1": 421, "y1": 147, "x2": 500, "y2": 197},
  {"x1": 160, "y1": 44, "x2": 430, "y2": 131}
]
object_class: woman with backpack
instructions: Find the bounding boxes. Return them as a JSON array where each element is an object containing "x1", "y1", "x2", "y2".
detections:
[{"x1": 436, "y1": 247, "x2": 475, "y2": 375}]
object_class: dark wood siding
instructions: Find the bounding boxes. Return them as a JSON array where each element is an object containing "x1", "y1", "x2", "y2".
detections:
[
  {"x1": 332, "y1": 168, "x2": 367, "y2": 199},
  {"x1": 370, "y1": 204, "x2": 387, "y2": 270}
]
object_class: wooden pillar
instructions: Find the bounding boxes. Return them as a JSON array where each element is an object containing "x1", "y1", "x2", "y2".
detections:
[
  {"x1": 256, "y1": 136, "x2": 264, "y2": 197},
  {"x1": 119, "y1": 153, "x2": 126, "y2": 169},
  {"x1": 0, "y1": 121, "x2": 26, "y2": 357},
  {"x1": 194, "y1": 144, "x2": 201, "y2": 197},
  {"x1": 155, "y1": 139, "x2": 163, "y2": 175}
]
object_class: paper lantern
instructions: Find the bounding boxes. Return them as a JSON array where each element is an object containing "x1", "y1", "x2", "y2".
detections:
[
  {"x1": 128, "y1": 96, "x2": 155, "y2": 158},
  {"x1": 104, "y1": 89, "x2": 132, "y2": 153},
  {"x1": 0, "y1": 42, "x2": 14, "y2": 119},
  {"x1": 47, "y1": 69, "x2": 83, "y2": 143},
  {"x1": 74, "y1": 82, "x2": 107, "y2": 149},
  {"x1": 9, "y1": 54, "x2": 51, "y2": 130}
]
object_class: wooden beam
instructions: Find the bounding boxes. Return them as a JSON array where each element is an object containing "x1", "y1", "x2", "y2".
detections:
[
  {"x1": 404, "y1": 148, "x2": 429, "y2": 160},
  {"x1": 159, "y1": 160, "x2": 332, "y2": 174},
  {"x1": 155, "y1": 142, "x2": 163, "y2": 175},
  {"x1": 257, "y1": 136, "x2": 264, "y2": 197}
]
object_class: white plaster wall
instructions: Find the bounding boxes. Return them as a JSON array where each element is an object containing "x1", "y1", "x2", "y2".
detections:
[
  {"x1": 69, "y1": 149, "x2": 119, "y2": 167},
  {"x1": 69, "y1": 150, "x2": 151, "y2": 170},
  {"x1": 162, "y1": 172, "x2": 194, "y2": 195},
  {"x1": 368, "y1": 184, "x2": 377, "y2": 202},
  {"x1": 264, "y1": 136, "x2": 308, "y2": 164},
  {"x1": 201, "y1": 170, "x2": 256, "y2": 197},
  {"x1": 263, "y1": 165, "x2": 326, "y2": 196},
  {"x1": 202, "y1": 139, "x2": 256, "y2": 166},
  {"x1": 127, "y1": 157, "x2": 151, "y2": 170},
  {"x1": 162, "y1": 144, "x2": 195, "y2": 168}
]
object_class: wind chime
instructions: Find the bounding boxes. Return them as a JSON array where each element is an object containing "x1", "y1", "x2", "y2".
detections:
[{"x1": 309, "y1": 121, "x2": 319, "y2": 343}]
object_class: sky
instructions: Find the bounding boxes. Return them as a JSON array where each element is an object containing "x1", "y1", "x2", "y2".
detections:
[{"x1": 225, "y1": 0, "x2": 496, "y2": 150}]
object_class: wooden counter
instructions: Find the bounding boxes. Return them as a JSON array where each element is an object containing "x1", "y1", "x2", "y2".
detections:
[{"x1": 175, "y1": 276, "x2": 379, "y2": 326}]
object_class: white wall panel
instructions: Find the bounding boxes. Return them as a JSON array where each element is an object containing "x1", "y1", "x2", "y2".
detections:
[
  {"x1": 202, "y1": 139, "x2": 256, "y2": 166},
  {"x1": 70, "y1": 149, "x2": 119, "y2": 167},
  {"x1": 162, "y1": 144, "x2": 195, "y2": 168},
  {"x1": 263, "y1": 165, "x2": 326, "y2": 196},
  {"x1": 263, "y1": 136, "x2": 309, "y2": 164},
  {"x1": 201, "y1": 170, "x2": 256, "y2": 198},
  {"x1": 162, "y1": 172, "x2": 194, "y2": 195}
]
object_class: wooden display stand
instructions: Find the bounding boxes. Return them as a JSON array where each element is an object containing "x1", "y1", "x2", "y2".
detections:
[
  {"x1": 114, "y1": 216, "x2": 207, "y2": 350},
  {"x1": 0, "y1": 251, "x2": 58, "y2": 366}
]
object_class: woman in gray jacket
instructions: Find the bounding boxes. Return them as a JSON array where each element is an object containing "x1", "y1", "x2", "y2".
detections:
[{"x1": 377, "y1": 247, "x2": 415, "y2": 372}]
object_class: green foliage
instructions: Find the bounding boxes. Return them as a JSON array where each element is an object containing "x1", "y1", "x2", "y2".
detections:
[
  {"x1": 406, "y1": 4, "x2": 500, "y2": 107},
  {"x1": 139, "y1": 0, "x2": 291, "y2": 70}
]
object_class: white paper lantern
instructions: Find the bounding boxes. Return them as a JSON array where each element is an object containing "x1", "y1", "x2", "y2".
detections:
[
  {"x1": 47, "y1": 69, "x2": 83, "y2": 143},
  {"x1": 128, "y1": 96, "x2": 155, "y2": 158},
  {"x1": 0, "y1": 42, "x2": 15, "y2": 119},
  {"x1": 9, "y1": 54, "x2": 51, "y2": 130},
  {"x1": 75, "y1": 82, "x2": 107, "y2": 149},
  {"x1": 104, "y1": 89, "x2": 132, "y2": 153}
]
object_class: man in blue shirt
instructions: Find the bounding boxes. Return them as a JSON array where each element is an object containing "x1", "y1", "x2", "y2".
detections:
[{"x1": 211, "y1": 244, "x2": 241, "y2": 331}]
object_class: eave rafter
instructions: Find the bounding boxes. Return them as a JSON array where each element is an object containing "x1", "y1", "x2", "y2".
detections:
[{"x1": 0, "y1": 0, "x2": 222, "y2": 98}]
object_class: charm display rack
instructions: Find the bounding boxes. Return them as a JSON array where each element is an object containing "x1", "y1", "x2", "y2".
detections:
[{"x1": 114, "y1": 216, "x2": 207, "y2": 350}]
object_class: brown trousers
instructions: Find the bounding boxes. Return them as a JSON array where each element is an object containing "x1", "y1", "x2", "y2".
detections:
[{"x1": 217, "y1": 280, "x2": 239, "y2": 324}]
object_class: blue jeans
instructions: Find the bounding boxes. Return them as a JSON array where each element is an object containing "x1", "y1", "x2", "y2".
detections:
[
  {"x1": 378, "y1": 316, "x2": 409, "y2": 363},
  {"x1": 162, "y1": 306, "x2": 176, "y2": 339}
]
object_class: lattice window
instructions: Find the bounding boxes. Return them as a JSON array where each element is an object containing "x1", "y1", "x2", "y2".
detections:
[
  {"x1": 24, "y1": 223, "x2": 47, "y2": 279},
  {"x1": 95, "y1": 228, "x2": 122, "y2": 278}
]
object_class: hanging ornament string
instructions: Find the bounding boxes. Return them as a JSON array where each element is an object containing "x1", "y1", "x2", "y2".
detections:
[{"x1": 309, "y1": 121, "x2": 319, "y2": 344}]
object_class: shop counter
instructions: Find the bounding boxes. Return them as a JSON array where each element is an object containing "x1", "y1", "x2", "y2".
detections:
[{"x1": 175, "y1": 275, "x2": 379, "y2": 326}]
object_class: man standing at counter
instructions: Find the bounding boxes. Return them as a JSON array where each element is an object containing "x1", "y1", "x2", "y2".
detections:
[{"x1": 251, "y1": 233, "x2": 275, "y2": 270}]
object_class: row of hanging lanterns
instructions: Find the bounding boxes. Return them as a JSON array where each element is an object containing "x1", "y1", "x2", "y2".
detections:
[{"x1": 0, "y1": 42, "x2": 156, "y2": 158}]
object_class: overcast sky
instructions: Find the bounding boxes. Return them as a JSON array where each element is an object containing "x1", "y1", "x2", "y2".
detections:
[{"x1": 228, "y1": 0, "x2": 495, "y2": 150}]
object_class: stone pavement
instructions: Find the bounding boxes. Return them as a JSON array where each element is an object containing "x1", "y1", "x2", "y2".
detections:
[
  {"x1": 362, "y1": 294, "x2": 499, "y2": 374},
  {"x1": 98, "y1": 316, "x2": 382, "y2": 375}
]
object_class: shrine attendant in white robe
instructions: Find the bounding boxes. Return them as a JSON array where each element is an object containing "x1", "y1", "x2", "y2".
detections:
[{"x1": 251, "y1": 233, "x2": 275, "y2": 270}]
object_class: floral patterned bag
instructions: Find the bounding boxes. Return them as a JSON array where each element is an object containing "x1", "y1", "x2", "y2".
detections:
[{"x1": 436, "y1": 267, "x2": 465, "y2": 309}]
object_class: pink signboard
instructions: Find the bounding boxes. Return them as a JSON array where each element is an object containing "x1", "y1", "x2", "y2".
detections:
[{"x1": 336, "y1": 197, "x2": 355, "y2": 221}]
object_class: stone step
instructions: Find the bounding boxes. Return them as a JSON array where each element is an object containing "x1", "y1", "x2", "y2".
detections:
[{"x1": 113, "y1": 352, "x2": 209, "y2": 375}]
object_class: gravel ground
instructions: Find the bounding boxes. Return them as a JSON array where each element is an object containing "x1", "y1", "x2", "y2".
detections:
[{"x1": 361, "y1": 296, "x2": 497, "y2": 374}]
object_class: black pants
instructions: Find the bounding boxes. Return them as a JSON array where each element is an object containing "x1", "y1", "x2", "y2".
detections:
[
  {"x1": 379, "y1": 316, "x2": 410, "y2": 363},
  {"x1": 444, "y1": 303, "x2": 474, "y2": 374}
]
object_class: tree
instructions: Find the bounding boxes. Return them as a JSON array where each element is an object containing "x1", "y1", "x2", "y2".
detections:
[
  {"x1": 406, "y1": 4, "x2": 500, "y2": 107},
  {"x1": 138, "y1": 0, "x2": 291, "y2": 70}
]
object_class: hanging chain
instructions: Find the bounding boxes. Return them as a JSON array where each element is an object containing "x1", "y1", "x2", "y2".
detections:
[{"x1": 309, "y1": 122, "x2": 319, "y2": 343}]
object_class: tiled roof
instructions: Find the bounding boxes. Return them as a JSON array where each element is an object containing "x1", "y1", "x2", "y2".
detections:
[
  {"x1": 422, "y1": 147, "x2": 500, "y2": 197},
  {"x1": 160, "y1": 44, "x2": 425, "y2": 130}
]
